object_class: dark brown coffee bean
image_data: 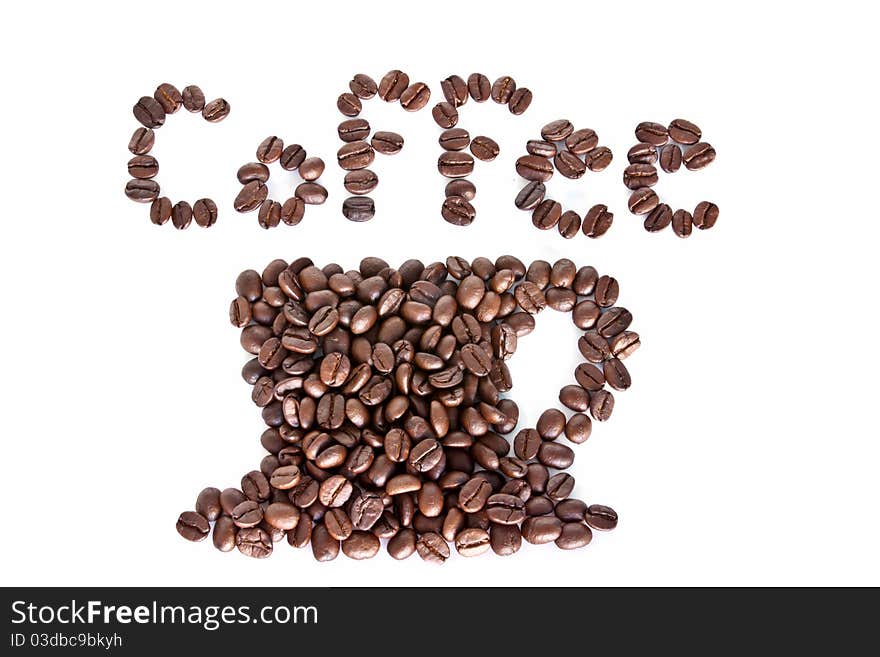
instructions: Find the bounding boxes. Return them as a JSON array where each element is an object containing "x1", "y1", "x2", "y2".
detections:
[
  {"x1": 585, "y1": 504, "x2": 618, "y2": 530},
  {"x1": 337, "y1": 92, "x2": 362, "y2": 117},
  {"x1": 467, "y1": 73, "x2": 491, "y2": 101},
  {"x1": 127, "y1": 155, "x2": 158, "y2": 179},
  {"x1": 341, "y1": 530, "x2": 380, "y2": 560},
  {"x1": 338, "y1": 118, "x2": 370, "y2": 143},
  {"x1": 578, "y1": 331, "x2": 610, "y2": 362},
  {"x1": 128, "y1": 127, "x2": 155, "y2": 155},
  {"x1": 526, "y1": 140, "x2": 556, "y2": 158},
  {"x1": 556, "y1": 523, "x2": 593, "y2": 549},
  {"x1": 416, "y1": 531, "x2": 450, "y2": 564},
  {"x1": 236, "y1": 527, "x2": 273, "y2": 558},
  {"x1": 297, "y1": 157, "x2": 323, "y2": 182},
  {"x1": 608, "y1": 331, "x2": 639, "y2": 360},
  {"x1": 644, "y1": 203, "x2": 673, "y2": 232},
  {"x1": 635, "y1": 121, "x2": 668, "y2": 146},
  {"x1": 627, "y1": 142, "x2": 657, "y2": 164},
  {"x1": 560, "y1": 384, "x2": 590, "y2": 412},
  {"x1": 597, "y1": 307, "x2": 632, "y2": 338},
  {"x1": 555, "y1": 499, "x2": 588, "y2": 522},
  {"x1": 453, "y1": 527, "x2": 490, "y2": 556},
  {"x1": 541, "y1": 119, "x2": 573, "y2": 142},
  {"x1": 378, "y1": 70, "x2": 409, "y2": 101},
  {"x1": 432, "y1": 101, "x2": 459, "y2": 128},
  {"x1": 556, "y1": 210, "x2": 581, "y2": 239},
  {"x1": 182, "y1": 85, "x2": 205, "y2": 112},
  {"x1": 281, "y1": 197, "x2": 305, "y2": 226},
  {"x1": 672, "y1": 209, "x2": 693, "y2": 237},
  {"x1": 441, "y1": 195, "x2": 476, "y2": 226},
  {"x1": 124, "y1": 178, "x2": 159, "y2": 203},
  {"x1": 257, "y1": 200, "x2": 281, "y2": 229},
  {"x1": 212, "y1": 516, "x2": 237, "y2": 552},
  {"x1": 372, "y1": 131, "x2": 404, "y2": 155},
  {"x1": 195, "y1": 487, "x2": 222, "y2": 521},
  {"x1": 562, "y1": 129, "x2": 597, "y2": 156},
  {"x1": 440, "y1": 74, "x2": 468, "y2": 106},
  {"x1": 521, "y1": 516, "x2": 563, "y2": 544},
  {"x1": 237, "y1": 162, "x2": 270, "y2": 184},
  {"x1": 581, "y1": 204, "x2": 613, "y2": 238},
  {"x1": 349, "y1": 73, "x2": 378, "y2": 99},
  {"x1": 515, "y1": 181, "x2": 546, "y2": 210},
  {"x1": 594, "y1": 275, "x2": 619, "y2": 307},
  {"x1": 231, "y1": 500, "x2": 263, "y2": 528},
  {"x1": 491, "y1": 75, "x2": 516, "y2": 103},
  {"x1": 439, "y1": 128, "x2": 470, "y2": 151},
  {"x1": 318, "y1": 474, "x2": 353, "y2": 507},
  {"x1": 445, "y1": 179, "x2": 476, "y2": 201},
  {"x1": 176, "y1": 511, "x2": 209, "y2": 541},
  {"x1": 585, "y1": 146, "x2": 613, "y2": 171},
  {"x1": 337, "y1": 141, "x2": 375, "y2": 170},
  {"x1": 133, "y1": 96, "x2": 165, "y2": 128},
  {"x1": 589, "y1": 388, "x2": 615, "y2": 421},
  {"x1": 623, "y1": 163, "x2": 659, "y2": 189},
  {"x1": 438, "y1": 151, "x2": 474, "y2": 178},
  {"x1": 342, "y1": 196, "x2": 375, "y2": 222},
  {"x1": 564, "y1": 413, "x2": 593, "y2": 444},
  {"x1": 693, "y1": 201, "x2": 720, "y2": 229},
  {"x1": 152, "y1": 83, "x2": 182, "y2": 114},
  {"x1": 202, "y1": 98, "x2": 230, "y2": 122},
  {"x1": 532, "y1": 199, "x2": 562, "y2": 230},
  {"x1": 296, "y1": 182, "x2": 328, "y2": 205},
  {"x1": 513, "y1": 428, "x2": 541, "y2": 461},
  {"x1": 388, "y1": 527, "x2": 417, "y2": 559},
  {"x1": 517, "y1": 155, "x2": 554, "y2": 182},
  {"x1": 189, "y1": 198, "x2": 218, "y2": 228},
  {"x1": 508, "y1": 87, "x2": 532, "y2": 114},
  {"x1": 669, "y1": 118, "x2": 702, "y2": 144},
  {"x1": 256, "y1": 136, "x2": 284, "y2": 163},
  {"x1": 489, "y1": 523, "x2": 521, "y2": 556},
  {"x1": 514, "y1": 280, "x2": 547, "y2": 313},
  {"x1": 574, "y1": 362, "x2": 605, "y2": 391},
  {"x1": 459, "y1": 477, "x2": 492, "y2": 512},
  {"x1": 344, "y1": 169, "x2": 379, "y2": 195},
  {"x1": 547, "y1": 472, "x2": 576, "y2": 501},
  {"x1": 604, "y1": 357, "x2": 632, "y2": 390},
  {"x1": 683, "y1": 142, "x2": 716, "y2": 170},
  {"x1": 400, "y1": 81, "x2": 431, "y2": 111},
  {"x1": 470, "y1": 135, "x2": 499, "y2": 161},
  {"x1": 628, "y1": 188, "x2": 659, "y2": 214},
  {"x1": 279, "y1": 144, "x2": 306, "y2": 170},
  {"x1": 171, "y1": 201, "x2": 193, "y2": 230},
  {"x1": 486, "y1": 494, "x2": 526, "y2": 525},
  {"x1": 659, "y1": 144, "x2": 683, "y2": 173},
  {"x1": 573, "y1": 265, "x2": 598, "y2": 295},
  {"x1": 555, "y1": 150, "x2": 587, "y2": 179},
  {"x1": 235, "y1": 181, "x2": 268, "y2": 212}
]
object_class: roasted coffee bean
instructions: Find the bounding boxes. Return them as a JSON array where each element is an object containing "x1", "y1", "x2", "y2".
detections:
[
  {"x1": 635, "y1": 121, "x2": 668, "y2": 146},
  {"x1": 604, "y1": 357, "x2": 632, "y2": 391},
  {"x1": 628, "y1": 188, "x2": 659, "y2": 214},
  {"x1": 459, "y1": 477, "x2": 493, "y2": 513},
  {"x1": 590, "y1": 389, "x2": 615, "y2": 421},
  {"x1": 133, "y1": 95, "x2": 165, "y2": 128},
  {"x1": 432, "y1": 101, "x2": 459, "y2": 128},
  {"x1": 564, "y1": 413, "x2": 592, "y2": 444},
  {"x1": 514, "y1": 281, "x2": 547, "y2": 313},
  {"x1": 220, "y1": 488, "x2": 247, "y2": 516},
  {"x1": 556, "y1": 523, "x2": 593, "y2": 549},
  {"x1": 441, "y1": 196, "x2": 475, "y2": 226},
  {"x1": 337, "y1": 141, "x2": 375, "y2": 170},
  {"x1": 296, "y1": 182, "x2": 328, "y2": 205},
  {"x1": 128, "y1": 127, "x2": 155, "y2": 155},
  {"x1": 470, "y1": 135, "x2": 500, "y2": 161},
  {"x1": 578, "y1": 330, "x2": 610, "y2": 362},
  {"x1": 231, "y1": 500, "x2": 263, "y2": 528},
  {"x1": 182, "y1": 85, "x2": 206, "y2": 112},
  {"x1": 235, "y1": 181, "x2": 268, "y2": 212},
  {"x1": 585, "y1": 146, "x2": 613, "y2": 171},
  {"x1": 538, "y1": 441, "x2": 574, "y2": 469},
  {"x1": 236, "y1": 527, "x2": 273, "y2": 558},
  {"x1": 257, "y1": 200, "x2": 282, "y2": 229},
  {"x1": 350, "y1": 73, "x2": 378, "y2": 99},
  {"x1": 195, "y1": 487, "x2": 222, "y2": 521},
  {"x1": 280, "y1": 144, "x2": 306, "y2": 170},
  {"x1": 508, "y1": 87, "x2": 532, "y2": 114},
  {"x1": 513, "y1": 428, "x2": 541, "y2": 460},
  {"x1": 318, "y1": 475, "x2": 353, "y2": 507},
  {"x1": 445, "y1": 179, "x2": 476, "y2": 201},
  {"x1": 526, "y1": 140, "x2": 557, "y2": 158},
  {"x1": 597, "y1": 307, "x2": 632, "y2": 338},
  {"x1": 489, "y1": 523, "x2": 521, "y2": 556},
  {"x1": 532, "y1": 199, "x2": 562, "y2": 230},
  {"x1": 491, "y1": 76, "x2": 516, "y2": 103},
  {"x1": 627, "y1": 142, "x2": 657, "y2": 164},
  {"x1": 623, "y1": 163, "x2": 659, "y2": 189},
  {"x1": 441, "y1": 74, "x2": 468, "y2": 106},
  {"x1": 341, "y1": 530, "x2": 380, "y2": 560},
  {"x1": 400, "y1": 81, "x2": 431, "y2": 111},
  {"x1": 124, "y1": 179, "x2": 159, "y2": 203},
  {"x1": 190, "y1": 198, "x2": 217, "y2": 228},
  {"x1": 582, "y1": 204, "x2": 613, "y2": 238},
  {"x1": 344, "y1": 169, "x2": 379, "y2": 195},
  {"x1": 525, "y1": 495, "x2": 554, "y2": 516},
  {"x1": 387, "y1": 527, "x2": 417, "y2": 559},
  {"x1": 585, "y1": 504, "x2": 618, "y2": 530},
  {"x1": 299, "y1": 157, "x2": 325, "y2": 181},
  {"x1": 521, "y1": 516, "x2": 563, "y2": 544},
  {"x1": 153, "y1": 82, "x2": 182, "y2": 113},
  {"x1": 202, "y1": 98, "x2": 230, "y2": 122},
  {"x1": 280, "y1": 197, "x2": 305, "y2": 226},
  {"x1": 644, "y1": 203, "x2": 673, "y2": 232},
  {"x1": 212, "y1": 516, "x2": 237, "y2": 552},
  {"x1": 555, "y1": 499, "x2": 588, "y2": 522},
  {"x1": 149, "y1": 197, "x2": 171, "y2": 225},
  {"x1": 342, "y1": 196, "x2": 376, "y2": 222},
  {"x1": 439, "y1": 128, "x2": 471, "y2": 151},
  {"x1": 609, "y1": 331, "x2": 640, "y2": 360},
  {"x1": 372, "y1": 131, "x2": 404, "y2": 155},
  {"x1": 378, "y1": 70, "x2": 409, "y2": 101},
  {"x1": 256, "y1": 136, "x2": 284, "y2": 163},
  {"x1": 594, "y1": 275, "x2": 619, "y2": 307},
  {"x1": 516, "y1": 155, "x2": 553, "y2": 182},
  {"x1": 515, "y1": 181, "x2": 546, "y2": 210},
  {"x1": 668, "y1": 118, "x2": 702, "y2": 144},
  {"x1": 455, "y1": 528, "x2": 490, "y2": 556},
  {"x1": 560, "y1": 385, "x2": 590, "y2": 412},
  {"x1": 171, "y1": 201, "x2": 193, "y2": 230},
  {"x1": 541, "y1": 119, "x2": 573, "y2": 142},
  {"x1": 338, "y1": 118, "x2": 371, "y2": 143},
  {"x1": 683, "y1": 142, "x2": 716, "y2": 170},
  {"x1": 659, "y1": 144, "x2": 683, "y2": 173},
  {"x1": 176, "y1": 511, "x2": 209, "y2": 541},
  {"x1": 672, "y1": 208, "x2": 693, "y2": 237},
  {"x1": 546, "y1": 472, "x2": 575, "y2": 501},
  {"x1": 438, "y1": 151, "x2": 474, "y2": 178},
  {"x1": 350, "y1": 492, "x2": 385, "y2": 530},
  {"x1": 337, "y1": 92, "x2": 362, "y2": 116},
  {"x1": 555, "y1": 150, "x2": 587, "y2": 179},
  {"x1": 237, "y1": 162, "x2": 270, "y2": 184},
  {"x1": 564, "y1": 129, "x2": 597, "y2": 155},
  {"x1": 467, "y1": 73, "x2": 491, "y2": 101},
  {"x1": 693, "y1": 201, "x2": 719, "y2": 230},
  {"x1": 486, "y1": 494, "x2": 526, "y2": 525},
  {"x1": 536, "y1": 409, "x2": 565, "y2": 441},
  {"x1": 416, "y1": 531, "x2": 450, "y2": 564}
]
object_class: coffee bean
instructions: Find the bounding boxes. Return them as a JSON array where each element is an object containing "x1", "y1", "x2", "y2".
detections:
[
  {"x1": 672, "y1": 209, "x2": 693, "y2": 237},
  {"x1": 604, "y1": 357, "x2": 632, "y2": 390},
  {"x1": 337, "y1": 141, "x2": 375, "y2": 170},
  {"x1": 560, "y1": 385, "x2": 590, "y2": 412},
  {"x1": 556, "y1": 211, "x2": 581, "y2": 239},
  {"x1": 256, "y1": 136, "x2": 284, "y2": 163},
  {"x1": 644, "y1": 203, "x2": 673, "y2": 232},
  {"x1": 541, "y1": 119, "x2": 573, "y2": 142},
  {"x1": 659, "y1": 144, "x2": 683, "y2": 173},
  {"x1": 445, "y1": 179, "x2": 476, "y2": 201},
  {"x1": 372, "y1": 131, "x2": 404, "y2": 155},
  {"x1": 532, "y1": 199, "x2": 562, "y2": 230},
  {"x1": 416, "y1": 531, "x2": 450, "y2": 564},
  {"x1": 527, "y1": 140, "x2": 557, "y2": 158},
  {"x1": 338, "y1": 118, "x2": 370, "y2": 142},
  {"x1": 635, "y1": 121, "x2": 668, "y2": 146},
  {"x1": 590, "y1": 389, "x2": 615, "y2": 421},
  {"x1": 508, "y1": 87, "x2": 532, "y2": 114},
  {"x1": 127, "y1": 155, "x2": 158, "y2": 179},
  {"x1": 176, "y1": 511, "x2": 209, "y2": 541},
  {"x1": 231, "y1": 500, "x2": 263, "y2": 528},
  {"x1": 133, "y1": 96, "x2": 165, "y2": 128},
  {"x1": 693, "y1": 201, "x2": 719, "y2": 229},
  {"x1": 318, "y1": 474, "x2": 353, "y2": 507},
  {"x1": 594, "y1": 275, "x2": 619, "y2": 307},
  {"x1": 171, "y1": 201, "x2": 193, "y2": 230},
  {"x1": 513, "y1": 428, "x2": 541, "y2": 460},
  {"x1": 489, "y1": 523, "x2": 521, "y2": 556},
  {"x1": 564, "y1": 413, "x2": 592, "y2": 444},
  {"x1": 281, "y1": 197, "x2": 305, "y2": 226},
  {"x1": 212, "y1": 516, "x2": 237, "y2": 552},
  {"x1": 514, "y1": 181, "x2": 546, "y2": 210},
  {"x1": 626, "y1": 142, "x2": 656, "y2": 165},
  {"x1": 459, "y1": 477, "x2": 492, "y2": 512},
  {"x1": 125, "y1": 178, "x2": 159, "y2": 203},
  {"x1": 521, "y1": 516, "x2": 562, "y2": 544},
  {"x1": 237, "y1": 162, "x2": 270, "y2": 184},
  {"x1": 486, "y1": 494, "x2": 526, "y2": 525},
  {"x1": 280, "y1": 144, "x2": 306, "y2": 170},
  {"x1": 578, "y1": 331, "x2": 610, "y2": 362},
  {"x1": 234, "y1": 181, "x2": 268, "y2": 212},
  {"x1": 441, "y1": 195, "x2": 476, "y2": 226},
  {"x1": 152, "y1": 83, "x2": 182, "y2": 114},
  {"x1": 257, "y1": 200, "x2": 281, "y2": 229},
  {"x1": 555, "y1": 499, "x2": 588, "y2": 522},
  {"x1": 454, "y1": 527, "x2": 490, "y2": 556},
  {"x1": 556, "y1": 522, "x2": 593, "y2": 549},
  {"x1": 555, "y1": 150, "x2": 587, "y2": 179},
  {"x1": 514, "y1": 280, "x2": 547, "y2": 313},
  {"x1": 566, "y1": 128, "x2": 598, "y2": 154},
  {"x1": 547, "y1": 472, "x2": 575, "y2": 501},
  {"x1": 432, "y1": 101, "x2": 459, "y2": 128},
  {"x1": 296, "y1": 182, "x2": 328, "y2": 205},
  {"x1": 128, "y1": 127, "x2": 155, "y2": 155},
  {"x1": 388, "y1": 527, "x2": 417, "y2": 559},
  {"x1": 193, "y1": 198, "x2": 218, "y2": 228},
  {"x1": 299, "y1": 157, "x2": 325, "y2": 181},
  {"x1": 236, "y1": 527, "x2": 273, "y2": 558},
  {"x1": 491, "y1": 75, "x2": 516, "y2": 103},
  {"x1": 623, "y1": 163, "x2": 659, "y2": 189},
  {"x1": 439, "y1": 128, "x2": 470, "y2": 151},
  {"x1": 342, "y1": 196, "x2": 375, "y2": 222},
  {"x1": 336, "y1": 92, "x2": 362, "y2": 117},
  {"x1": 573, "y1": 266, "x2": 598, "y2": 295},
  {"x1": 182, "y1": 85, "x2": 205, "y2": 112},
  {"x1": 597, "y1": 307, "x2": 632, "y2": 338},
  {"x1": 585, "y1": 504, "x2": 618, "y2": 530},
  {"x1": 668, "y1": 118, "x2": 702, "y2": 144},
  {"x1": 628, "y1": 188, "x2": 659, "y2": 214},
  {"x1": 552, "y1": 262, "x2": 579, "y2": 288},
  {"x1": 683, "y1": 142, "x2": 716, "y2": 170},
  {"x1": 581, "y1": 204, "x2": 613, "y2": 238},
  {"x1": 440, "y1": 74, "x2": 468, "y2": 106},
  {"x1": 470, "y1": 135, "x2": 499, "y2": 161},
  {"x1": 378, "y1": 70, "x2": 409, "y2": 101},
  {"x1": 516, "y1": 155, "x2": 553, "y2": 182},
  {"x1": 349, "y1": 73, "x2": 378, "y2": 99},
  {"x1": 202, "y1": 98, "x2": 230, "y2": 122},
  {"x1": 467, "y1": 73, "x2": 491, "y2": 101},
  {"x1": 344, "y1": 169, "x2": 379, "y2": 195},
  {"x1": 400, "y1": 82, "x2": 431, "y2": 111},
  {"x1": 585, "y1": 146, "x2": 613, "y2": 171},
  {"x1": 438, "y1": 151, "x2": 474, "y2": 178},
  {"x1": 195, "y1": 487, "x2": 222, "y2": 521}
]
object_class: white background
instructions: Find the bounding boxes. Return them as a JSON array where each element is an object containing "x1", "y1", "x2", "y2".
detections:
[{"x1": 1, "y1": 0, "x2": 877, "y2": 586}]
